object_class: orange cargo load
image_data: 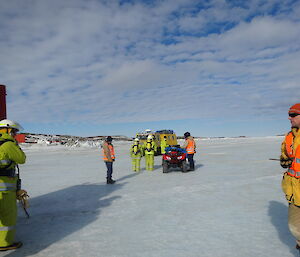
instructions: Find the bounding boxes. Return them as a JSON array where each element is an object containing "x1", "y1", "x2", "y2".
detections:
[{"x1": 15, "y1": 134, "x2": 26, "y2": 143}]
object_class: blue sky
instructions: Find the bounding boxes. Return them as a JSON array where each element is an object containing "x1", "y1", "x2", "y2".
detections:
[{"x1": 1, "y1": 0, "x2": 300, "y2": 138}]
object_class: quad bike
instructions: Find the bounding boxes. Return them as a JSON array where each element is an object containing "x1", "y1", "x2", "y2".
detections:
[{"x1": 162, "y1": 146, "x2": 188, "y2": 173}]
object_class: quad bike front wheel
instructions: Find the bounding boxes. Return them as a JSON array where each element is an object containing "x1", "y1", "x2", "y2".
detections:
[
  {"x1": 181, "y1": 161, "x2": 188, "y2": 172},
  {"x1": 163, "y1": 161, "x2": 169, "y2": 173}
]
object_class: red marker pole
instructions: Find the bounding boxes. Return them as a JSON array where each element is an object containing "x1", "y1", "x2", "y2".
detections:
[{"x1": 0, "y1": 85, "x2": 7, "y2": 120}]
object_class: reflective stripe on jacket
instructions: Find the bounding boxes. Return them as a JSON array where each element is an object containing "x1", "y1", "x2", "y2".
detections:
[
  {"x1": 0, "y1": 225, "x2": 15, "y2": 231},
  {"x1": 0, "y1": 182, "x2": 17, "y2": 191},
  {"x1": 0, "y1": 159, "x2": 12, "y2": 171},
  {"x1": 0, "y1": 160, "x2": 11, "y2": 165},
  {"x1": 186, "y1": 138, "x2": 195, "y2": 154},
  {"x1": 102, "y1": 143, "x2": 115, "y2": 161}
]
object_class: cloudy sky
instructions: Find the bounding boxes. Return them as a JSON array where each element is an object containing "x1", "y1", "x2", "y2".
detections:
[{"x1": 1, "y1": 0, "x2": 300, "y2": 137}]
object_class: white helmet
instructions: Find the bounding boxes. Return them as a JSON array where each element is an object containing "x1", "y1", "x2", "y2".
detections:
[
  {"x1": 134, "y1": 138, "x2": 139, "y2": 142},
  {"x1": 0, "y1": 119, "x2": 23, "y2": 131},
  {"x1": 147, "y1": 135, "x2": 153, "y2": 140}
]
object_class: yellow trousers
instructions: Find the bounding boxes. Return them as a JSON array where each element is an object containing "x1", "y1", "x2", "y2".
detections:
[
  {"x1": 145, "y1": 154, "x2": 154, "y2": 171},
  {"x1": 131, "y1": 157, "x2": 141, "y2": 172},
  {"x1": 0, "y1": 177, "x2": 17, "y2": 247},
  {"x1": 282, "y1": 172, "x2": 300, "y2": 206}
]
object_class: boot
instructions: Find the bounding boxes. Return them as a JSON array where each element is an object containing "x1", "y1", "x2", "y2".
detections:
[
  {"x1": 188, "y1": 164, "x2": 195, "y2": 171},
  {"x1": 0, "y1": 242, "x2": 23, "y2": 251},
  {"x1": 106, "y1": 178, "x2": 115, "y2": 184}
]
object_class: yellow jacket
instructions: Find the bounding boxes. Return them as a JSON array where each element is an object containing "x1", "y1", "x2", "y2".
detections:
[
  {"x1": 160, "y1": 139, "x2": 168, "y2": 154},
  {"x1": 0, "y1": 133, "x2": 26, "y2": 171},
  {"x1": 143, "y1": 140, "x2": 157, "y2": 155},
  {"x1": 130, "y1": 143, "x2": 143, "y2": 158}
]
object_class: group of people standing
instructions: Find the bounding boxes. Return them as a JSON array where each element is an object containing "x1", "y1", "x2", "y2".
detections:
[
  {"x1": 101, "y1": 132, "x2": 196, "y2": 184},
  {"x1": 101, "y1": 134, "x2": 160, "y2": 183},
  {"x1": 5, "y1": 102, "x2": 300, "y2": 253},
  {"x1": 130, "y1": 134, "x2": 157, "y2": 172},
  {"x1": 129, "y1": 132, "x2": 196, "y2": 172}
]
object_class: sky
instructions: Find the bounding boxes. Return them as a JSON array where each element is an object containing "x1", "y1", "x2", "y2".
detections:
[{"x1": 1, "y1": 0, "x2": 300, "y2": 138}]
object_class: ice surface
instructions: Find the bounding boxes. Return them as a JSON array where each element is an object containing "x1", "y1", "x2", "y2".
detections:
[{"x1": 1, "y1": 136, "x2": 298, "y2": 257}]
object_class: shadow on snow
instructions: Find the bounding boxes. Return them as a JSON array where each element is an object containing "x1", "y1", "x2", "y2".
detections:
[
  {"x1": 5, "y1": 173, "x2": 138, "y2": 257},
  {"x1": 268, "y1": 201, "x2": 298, "y2": 257}
]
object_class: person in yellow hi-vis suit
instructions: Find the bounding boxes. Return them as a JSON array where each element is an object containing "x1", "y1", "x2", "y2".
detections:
[
  {"x1": 130, "y1": 138, "x2": 143, "y2": 172},
  {"x1": 160, "y1": 136, "x2": 168, "y2": 155},
  {"x1": 160, "y1": 136, "x2": 168, "y2": 165},
  {"x1": 144, "y1": 135, "x2": 156, "y2": 171},
  {"x1": 0, "y1": 119, "x2": 26, "y2": 251}
]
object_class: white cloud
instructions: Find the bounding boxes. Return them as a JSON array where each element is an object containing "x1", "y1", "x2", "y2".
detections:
[
  {"x1": 0, "y1": 0, "x2": 300, "y2": 134},
  {"x1": 219, "y1": 17, "x2": 300, "y2": 51}
]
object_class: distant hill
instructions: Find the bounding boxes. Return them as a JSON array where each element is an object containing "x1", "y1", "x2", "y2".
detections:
[{"x1": 23, "y1": 133, "x2": 131, "y2": 145}]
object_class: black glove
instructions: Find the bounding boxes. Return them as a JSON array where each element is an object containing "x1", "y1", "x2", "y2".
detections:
[{"x1": 280, "y1": 157, "x2": 293, "y2": 169}]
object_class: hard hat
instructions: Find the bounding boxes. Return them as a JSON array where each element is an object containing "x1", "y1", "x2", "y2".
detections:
[
  {"x1": 0, "y1": 119, "x2": 23, "y2": 131},
  {"x1": 289, "y1": 103, "x2": 300, "y2": 114},
  {"x1": 147, "y1": 135, "x2": 153, "y2": 140},
  {"x1": 184, "y1": 132, "x2": 191, "y2": 138},
  {"x1": 134, "y1": 138, "x2": 139, "y2": 142}
]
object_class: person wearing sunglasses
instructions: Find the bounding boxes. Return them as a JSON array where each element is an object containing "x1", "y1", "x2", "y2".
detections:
[{"x1": 280, "y1": 103, "x2": 300, "y2": 252}]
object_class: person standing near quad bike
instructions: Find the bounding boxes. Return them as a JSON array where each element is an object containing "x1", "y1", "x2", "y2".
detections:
[{"x1": 182, "y1": 132, "x2": 196, "y2": 171}]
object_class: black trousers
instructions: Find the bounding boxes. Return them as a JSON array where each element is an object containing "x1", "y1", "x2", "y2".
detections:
[
  {"x1": 105, "y1": 161, "x2": 113, "y2": 179},
  {"x1": 187, "y1": 154, "x2": 195, "y2": 170}
]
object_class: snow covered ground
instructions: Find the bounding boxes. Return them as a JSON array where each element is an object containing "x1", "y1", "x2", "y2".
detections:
[{"x1": 1, "y1": 136, "x2": 297, "y2": 257}]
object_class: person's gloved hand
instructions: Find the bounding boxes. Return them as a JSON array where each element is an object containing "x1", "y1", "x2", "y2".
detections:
[{"x1": 280, "y1": 156, "x2": 293, "y2": 169}]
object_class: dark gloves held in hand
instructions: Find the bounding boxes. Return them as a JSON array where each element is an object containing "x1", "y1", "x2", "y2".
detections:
[{"x1": 280, "y1": 157, "x2": 293, "y2": 169}]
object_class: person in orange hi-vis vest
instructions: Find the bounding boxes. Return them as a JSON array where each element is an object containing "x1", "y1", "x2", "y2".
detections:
[
  {"x1": 280, "y1": 103, "x2": 300, "y2": 252},
  {"x1": 182, "y1": 132, "x2": 196, "y2": 171},
  {"x1": 102, "y1": 136, "x2": 116, "y2": 184}
]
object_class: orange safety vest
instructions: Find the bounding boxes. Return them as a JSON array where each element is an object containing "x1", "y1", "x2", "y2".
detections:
[
  {"x1": 186, "y1": 138, "x2": 195, "y2": 154},
  {"x1": 102, "y1": 143, "x2": 115, "y2": 161},
  {"x1": 285, "y1": 131, "x2": 300, "y2": 178}
]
